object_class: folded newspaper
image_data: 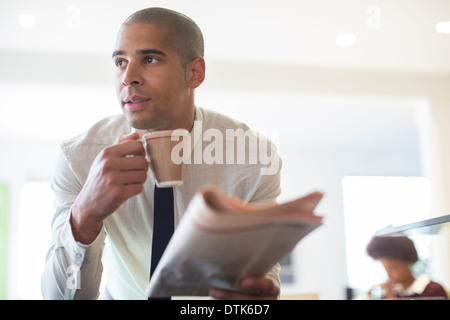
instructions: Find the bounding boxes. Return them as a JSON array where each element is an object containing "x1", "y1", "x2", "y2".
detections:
[{"x1": 146, "y1": 186, "x2": 324, "y2": 298}]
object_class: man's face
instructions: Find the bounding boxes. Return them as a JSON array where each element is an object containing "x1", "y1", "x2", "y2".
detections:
[{"x1": 113, "y1": 23, "x2": 190, "y2": 131}]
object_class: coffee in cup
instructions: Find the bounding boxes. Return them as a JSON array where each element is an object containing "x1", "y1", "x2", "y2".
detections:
[{"x1": 142, "y1": 129, "x2": 189, "y2": 188}]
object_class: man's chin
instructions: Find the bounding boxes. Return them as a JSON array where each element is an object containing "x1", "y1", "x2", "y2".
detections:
[
  {"x1": 127, "y1": 121, "x2": 150, "y2": 131},
  {"x1": 124, "y1": 113, "x2": 151, "y2": 130},
  {"x1": 124, "y1": 111, "x2": 172, "y2": 131}
]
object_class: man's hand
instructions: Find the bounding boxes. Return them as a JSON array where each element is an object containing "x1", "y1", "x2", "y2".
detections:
[
  {"x1": 209, "y1": 275, "x2": 280, "y2": 300},
  {"x1": 70, "y1": 132, "x2": 148, "y2": 244}
]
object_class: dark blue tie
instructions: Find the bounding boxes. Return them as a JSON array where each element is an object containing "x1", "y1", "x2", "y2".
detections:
[{"x1": 149, "y1": 185, "x2": 174, "y2": 300}]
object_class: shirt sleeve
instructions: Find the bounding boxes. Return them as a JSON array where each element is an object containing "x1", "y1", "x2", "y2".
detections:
[
  {"x1": 423, "y1": 281, "x2": 449, "y2": 299},
  {"x1": 41, "y1": 147, "x2": 106, "y2": 300},
  {"x1": 248, "y1": 149, "x2": 283, "y2": 297},
  {"x1": 265, "y1": 262, "x2": 281, "y2": 298},
  {"x1": 247, "y1": 142, "x2": 282, "y2": 206},
  {"x1": 253, "y1": 162, "x2": 283, "y2": 296}
]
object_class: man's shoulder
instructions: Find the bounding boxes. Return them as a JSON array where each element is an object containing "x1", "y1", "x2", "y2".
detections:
[
  {"x1": 197, "y1": 107, "x2": 277, "y2": 146},
  {"x1": 61, "y1": 114, "x2": 129, "y2": 152},
  {"x1": 195, "y1": 106, "x2": 281, "y2": 177},
  {"x1": 196, "y1": 106, "x2": 251, "y2": 131}
]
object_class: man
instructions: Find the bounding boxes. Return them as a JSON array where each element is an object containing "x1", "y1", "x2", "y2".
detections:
[{"x1": 41, "y1": 7, "x2": 281, "y2": 300}]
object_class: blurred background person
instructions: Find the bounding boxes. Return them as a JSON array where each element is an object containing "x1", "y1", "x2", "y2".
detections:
[{"x1": 366, "y1": 235, "x2": 448, "y2": 300}]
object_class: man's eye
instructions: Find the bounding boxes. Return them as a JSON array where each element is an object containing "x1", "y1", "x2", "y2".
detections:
[
  {"x1": 145, "y1": 57, "x2": 157, "y2": 64},
  {"x1": 115, "y1": 59, "x2": 127, "y2": 67}
]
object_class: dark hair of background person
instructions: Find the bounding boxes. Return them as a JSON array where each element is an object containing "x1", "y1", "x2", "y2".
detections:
[{"x1": 366, "y1": 236, "x2": 419, "y2": 263}]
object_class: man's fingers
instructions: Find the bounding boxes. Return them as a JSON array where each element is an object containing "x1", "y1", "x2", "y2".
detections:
[
  {"x1": 209, "y1": 287, "x2": 276, "y2": 300},
  {"x1": 122, "y1": 183, "x2": 145, "y2": 199},
  {"x1": 104, "y1": 139, "x2": 146, "y2": 158},
  {"x1": 124, "y1": 156, "x2": 148, "y2": 171},
  {"x1": 115, "y1": 132, "x2": 142, "y2": 143},
  {"x1": 209, "y1": 276, "x2": 279, "y2": 300},
  {"x1": 240, "y1": 276, "x2": 277, "y2": 293},
  {"x1": 116, "y1": 170, "x2": 148, "y2": 185}
]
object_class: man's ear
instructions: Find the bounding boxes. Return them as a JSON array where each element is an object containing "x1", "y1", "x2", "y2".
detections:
[{"x1": 187, "y1": 57, "x2": 205, "y2": 89}]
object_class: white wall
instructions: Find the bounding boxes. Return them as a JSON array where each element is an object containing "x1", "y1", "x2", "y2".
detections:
[{"x1": 0, "y1": 137, "x2": 60, "y2": 298}]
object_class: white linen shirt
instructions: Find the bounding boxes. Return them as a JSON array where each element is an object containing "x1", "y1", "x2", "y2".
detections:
[{"x1": 41, "y1": 106, "x2": 282, "y2": 300}]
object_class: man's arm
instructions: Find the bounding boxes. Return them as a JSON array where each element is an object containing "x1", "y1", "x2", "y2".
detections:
[
  {"x1": 41, "y1": 148, "x2": 106, "y2": 299},
  {"x1": 41, "y1": 132, "x2": 148, "y2": 299}
]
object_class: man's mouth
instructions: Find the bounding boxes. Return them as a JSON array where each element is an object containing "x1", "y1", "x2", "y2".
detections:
[
  {"x1": 124, "y1": 96, "x2": 151, "y2": 111},
  {"x1": 126, "y1": 98, "x2": 150, "y2": 103}
]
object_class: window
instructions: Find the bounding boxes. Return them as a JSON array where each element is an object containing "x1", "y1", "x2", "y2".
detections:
[
  {"x1": 0, "y1": 183, "x2": 9, "y2": 300},
  {"x1": 17, "y1": 181, "x2": 54, "y2": 299},
  {"x1": 279, "y1": 252, "x2": 294, "y2": 284}
]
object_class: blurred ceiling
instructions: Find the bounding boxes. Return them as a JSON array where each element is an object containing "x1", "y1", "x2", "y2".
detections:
[
  {"x1": 1, "y1": 0, "x2": 449, "y2": 73},
  {"x1": 0, "y1": 0, "x2": 447, "y2": 148}
]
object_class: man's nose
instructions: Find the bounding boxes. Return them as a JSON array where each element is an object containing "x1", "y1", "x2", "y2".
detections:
[{"x1": 121, "y1": 62, "x2": 143, "y2": 86}]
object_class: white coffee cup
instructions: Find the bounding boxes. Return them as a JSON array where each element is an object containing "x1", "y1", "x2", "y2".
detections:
[{"x1": 142, "y1": 129, "x2": 189, "y2": 188}]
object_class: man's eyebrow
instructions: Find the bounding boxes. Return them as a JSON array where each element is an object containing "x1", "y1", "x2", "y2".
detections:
[
  {"x1": 136, "y1": 49, "x2": 166, "y2": 56},
  {"x1": 111, "y1": 49, "x2": 166, "y2": 59},
  {"x1": 112, "y1": 50, "x2": 124, "y2": 58}
]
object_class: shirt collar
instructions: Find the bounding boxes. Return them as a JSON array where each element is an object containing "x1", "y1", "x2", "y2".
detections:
[
  {"x1": 396, "y1": 274, "x2": 431, "y2": 296},
  {"x1": 129, "y1": 106, "x2": 202, "y2": 158}
]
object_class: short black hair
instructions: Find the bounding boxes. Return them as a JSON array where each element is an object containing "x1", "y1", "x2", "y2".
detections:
[
  {"x1": 122, "y1": 7, "x2": 204, "y2": 67},
  {"x1": 366, "y1": 236, "x2": 419, "y2": 263}
]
